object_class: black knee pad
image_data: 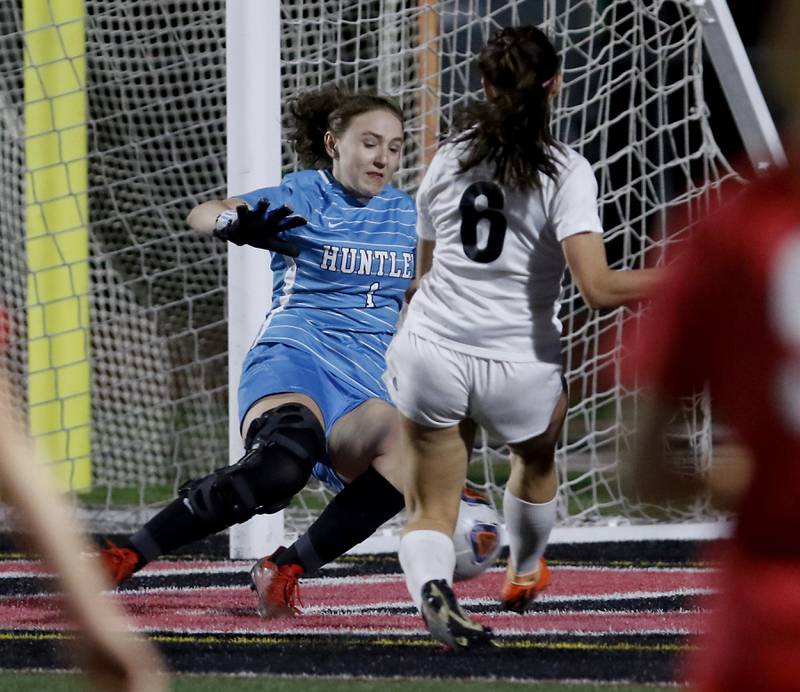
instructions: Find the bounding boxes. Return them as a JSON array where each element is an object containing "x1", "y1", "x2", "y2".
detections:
[{"x1": 180, "y1": 403, "x2": 325, "y2": 526}]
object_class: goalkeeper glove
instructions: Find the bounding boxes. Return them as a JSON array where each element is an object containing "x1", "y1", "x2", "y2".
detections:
[{"x1": 213, "y1": 198, "x2": 305, "y2": 257}]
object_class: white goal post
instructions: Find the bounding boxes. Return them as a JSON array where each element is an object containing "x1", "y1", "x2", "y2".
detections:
[
  {"x1": 224, "y1": 0, "x2": 283, "y2": 562},
  {"x1": 0, "y1": 1, "x2": 783, "y2": 557},
  {"x1": 698, "y1": 0, "x2": 785, "y2": 172}
]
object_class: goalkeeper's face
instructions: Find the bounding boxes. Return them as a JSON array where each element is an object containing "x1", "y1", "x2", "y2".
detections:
[{"x1": 328, "y1": 109, "x2": 404, "y2": 198}]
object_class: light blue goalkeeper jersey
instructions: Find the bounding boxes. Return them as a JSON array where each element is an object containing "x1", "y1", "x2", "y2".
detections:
[{"x1": 237, "y1": 169, "x2": 416, "y2": 400}]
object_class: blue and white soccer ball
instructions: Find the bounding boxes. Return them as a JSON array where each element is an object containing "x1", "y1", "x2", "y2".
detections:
[{"x1": 452, "y1": 488, "x2": 504, "y2": 581}]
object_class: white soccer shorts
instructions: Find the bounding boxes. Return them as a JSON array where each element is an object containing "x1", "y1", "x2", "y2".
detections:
[{"x1": 384, "y1": 328, "x2": 564, "y2": 444}]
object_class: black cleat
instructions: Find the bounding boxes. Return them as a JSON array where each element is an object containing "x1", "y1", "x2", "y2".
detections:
[{"x1": 420, "y1": 579, "x2": 495, "y2": 650}]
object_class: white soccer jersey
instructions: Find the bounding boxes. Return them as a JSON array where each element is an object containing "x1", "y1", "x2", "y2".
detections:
[{"x1": 404, "y1": 140, "x2": 603, "y2": 363}]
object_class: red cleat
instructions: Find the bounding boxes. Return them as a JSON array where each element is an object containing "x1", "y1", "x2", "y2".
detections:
[
  {"x1": 98, "y1": 541, "x2": 141, "y2": 587},
  {"x1": 249, "y1": 547, "x2": 304, "y2": 618},
  {"x1": 500, "y1": 558, "x2": 550, "y2": 613}
]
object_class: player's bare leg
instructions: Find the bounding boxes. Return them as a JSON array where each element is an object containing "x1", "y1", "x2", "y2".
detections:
[
  {"x1": 403, "y1": 418, "x2": 474, "y2": 537},
  {"x1": 399, "y1": 418, "x2": 494, "y2": 649},
  {"x1": 502, "y1": 390, "x2": 568, "y2": 612},
  {"x1": 328, "y1": 398, "x2": 403, "y2": 489}
]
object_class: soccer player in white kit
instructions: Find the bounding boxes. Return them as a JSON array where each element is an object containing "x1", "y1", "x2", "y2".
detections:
[{"x1": 388, "y1": 25, "x2": 664, "y2": 648}]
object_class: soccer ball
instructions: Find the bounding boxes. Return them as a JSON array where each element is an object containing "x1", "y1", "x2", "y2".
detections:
[{"x1": 452, "y1": 488, "x2": 503, "y2": 581}]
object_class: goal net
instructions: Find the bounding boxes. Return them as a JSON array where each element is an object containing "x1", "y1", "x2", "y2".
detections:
[{"x1": 1, "y1": 1, "x2": 750, "y2": 543}]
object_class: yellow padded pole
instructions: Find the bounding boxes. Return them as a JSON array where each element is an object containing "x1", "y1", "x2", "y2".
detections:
[{"x1": 23, "y1": 0, "x2": 90, "y2": 490}]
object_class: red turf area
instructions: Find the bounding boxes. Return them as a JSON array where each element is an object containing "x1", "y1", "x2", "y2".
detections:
[{"x1": 0, "y1": 561, "x2": 713, "y2": 637}]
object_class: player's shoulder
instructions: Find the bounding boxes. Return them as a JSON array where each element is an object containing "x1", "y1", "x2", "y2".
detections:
[
  {"x1": 432, "y1": 138, "x2": 471, "y2": 169},
  {"x1": 241, "y1": 169, "x2": 325, "y2": 201},
  {"x1": 418, "y1": 138, "x2": 483, "y2": 196},
  {"x1": 374, "y1": 182, "x2": 416, "y2": 211},
  {"x1": 739, "y1": 167, "x2": 796, "y2": 211},
  {"x1": 701, "y1": 172, "x2": 783, "y2": 226},
  {"x1": 241, "y1": 169, "x2": 324, "y2": 216},
  {"x1": 670, "y1": 172, "x2": 797, "y2": 272},
  {"x1": 282, "y1": 168, "x2": 328, "y2": 192},
  {"x1": 703, "y1": 171, "x2": 797, "y2": 250},
  {"x1": 551, "y1": 144, "x2": 593, "y2": 178}
]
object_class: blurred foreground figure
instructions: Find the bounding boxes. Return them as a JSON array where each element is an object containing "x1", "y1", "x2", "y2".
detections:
[
  {"x1": 0, "y1": 367, "x2": 167, "y2": 692},
  {"x1": 628, "y1": 3, "x2": 800, "y2": 689}
]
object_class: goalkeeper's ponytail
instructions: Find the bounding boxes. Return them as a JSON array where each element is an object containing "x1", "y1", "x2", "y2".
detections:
[
  {"x1": 454, "y1": 25, "x2": 562, "y2": 191},
  {"x1": 289, "y1": 85, "x2": 404, "y2": 169}
]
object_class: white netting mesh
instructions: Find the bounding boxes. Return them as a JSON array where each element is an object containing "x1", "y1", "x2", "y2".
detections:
[{"x1": 0, "y1": 0, "x2": 739, "y2": 536}]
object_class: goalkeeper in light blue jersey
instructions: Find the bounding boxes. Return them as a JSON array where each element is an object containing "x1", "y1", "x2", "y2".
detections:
[{"x1": 100, "y1": 87, "x2": 416, "y2": 618}]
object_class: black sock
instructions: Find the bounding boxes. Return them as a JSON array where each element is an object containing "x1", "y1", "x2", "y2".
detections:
[
  {"x1": 275, "y1": 466, "x2": 405, "y2": 573},
  {"x1": 127, "y1": 496, "x2": 228, "y2": 566}
]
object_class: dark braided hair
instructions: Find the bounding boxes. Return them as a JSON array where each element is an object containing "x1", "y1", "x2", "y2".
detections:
[
  {"x1": 288, "y1": 84, "x2": 404, "y2": 169},
  {"x1": 454, "y1": 25, "x2": 562, "y2": 190}
]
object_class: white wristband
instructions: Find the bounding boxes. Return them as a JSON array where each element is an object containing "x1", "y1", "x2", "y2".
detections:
[{"x1": 214, "y1": 209, "x2": 238, "y2": 232}]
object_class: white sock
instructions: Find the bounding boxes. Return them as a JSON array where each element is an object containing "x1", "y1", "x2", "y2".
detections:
[
  {"x1": 503, "y1": 487, "x2": 557, "y2": 576},
  {"x1": 398, "y1": 529, "x2": 456, "y2": 612}
]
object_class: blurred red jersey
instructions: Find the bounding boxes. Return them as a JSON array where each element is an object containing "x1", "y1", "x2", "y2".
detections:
[
  {"x1": 638, "y1": 168, "x2": 800, "y2": 555},
  {"x1": 639, "y1": 168, "x2": 800, "y2": 692}
]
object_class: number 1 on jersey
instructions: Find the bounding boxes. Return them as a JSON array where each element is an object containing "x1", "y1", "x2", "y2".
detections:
[{"x1": 365, "y1": 281, "x2": 380, "y2": 308}]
